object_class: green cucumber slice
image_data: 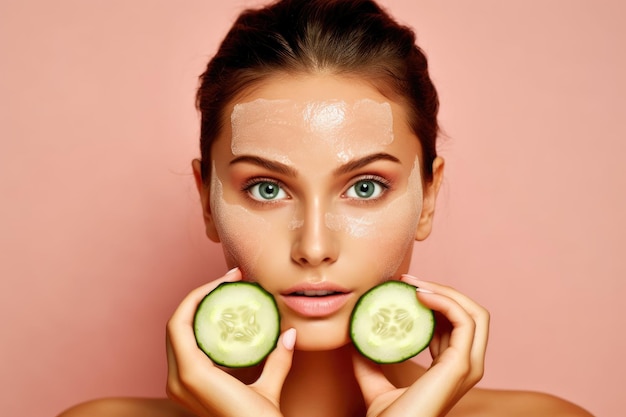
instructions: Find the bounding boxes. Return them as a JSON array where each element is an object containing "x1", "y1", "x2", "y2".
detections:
[
  {"x1": 350, "y1": 281, "x2": 434, "y2": 364},
  {"x1": 193, "y1": 282, "x2": 280, "y2": 368}
]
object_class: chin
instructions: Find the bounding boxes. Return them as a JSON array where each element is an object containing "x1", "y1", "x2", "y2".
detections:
[
  {"x1": 283, "y1": 316, "x2": 351, "y2": 351},
  {"x1": 295, "y1": 334, "x2": 351, "y2": 352}
]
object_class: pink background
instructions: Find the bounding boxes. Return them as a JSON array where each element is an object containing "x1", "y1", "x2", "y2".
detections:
[{"x1": 1, "y1": 1, "x2": 623, "y2": 416}]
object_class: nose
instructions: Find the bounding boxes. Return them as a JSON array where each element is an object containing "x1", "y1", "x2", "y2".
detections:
[{"x1": 291, "y1": 198, "x2": 338, "y2": 267}]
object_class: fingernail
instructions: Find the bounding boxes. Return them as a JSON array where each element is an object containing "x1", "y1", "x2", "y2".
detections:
[
  {"x1": 282, "y1": 328, "x2": 297, "y2": 350},
  {"x1": 401, "y1": 274, "x2": 434, "y2": 293},
  {"x1": 225, "y1": 267, "x2": 239, "y2": 276}
]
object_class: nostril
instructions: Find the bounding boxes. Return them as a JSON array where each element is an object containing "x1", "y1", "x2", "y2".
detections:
[{"x1": 296, "y1": 255, "x2": 335, "y2": 267}]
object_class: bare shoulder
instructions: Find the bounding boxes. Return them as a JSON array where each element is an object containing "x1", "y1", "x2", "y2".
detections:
[
  {"x1": 57, "y1": 397, "x2": 194, "y2": 417},
  {"x1": 383, "y1": 361, "x2": 594, "y2": 417},
  {"x1": 452, "y1": 388, "x2": 595, "y2": 417}
]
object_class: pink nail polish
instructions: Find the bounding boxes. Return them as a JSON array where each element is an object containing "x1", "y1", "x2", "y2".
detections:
[
  {"x1": 401, "y1": 274, "x2": 418, "y2": 280},
  {"x1": 282, "y1": 328, "x2": 297, "y2": 350},
  {"x1": 225, "y1": 267, "x2": 239, "y2": 275}
]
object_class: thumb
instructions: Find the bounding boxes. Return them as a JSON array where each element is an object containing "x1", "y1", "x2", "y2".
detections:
[
  {"x1": 351, "y1": 349, "x2": 396, "y2": 407},
  {"x1": 252, "y1": 328, "x2": 296, "y2": 403}
]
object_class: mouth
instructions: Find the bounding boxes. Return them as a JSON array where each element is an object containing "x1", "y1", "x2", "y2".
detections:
[
  {"x1": 280, "y1": 285, "x2": 352, "y2": 318},
  {"x1": 290, "y1": 289, "x2": 344, "y2": 297}
]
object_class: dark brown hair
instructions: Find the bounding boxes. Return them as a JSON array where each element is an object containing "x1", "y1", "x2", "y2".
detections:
[{"x1": 196, "y1": 0, "x2": 439, "y2": 182}]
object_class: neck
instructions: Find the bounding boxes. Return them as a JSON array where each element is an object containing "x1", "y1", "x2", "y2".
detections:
[{"x1": 280, "y1": 345, "x2": 365, "y2": 417}]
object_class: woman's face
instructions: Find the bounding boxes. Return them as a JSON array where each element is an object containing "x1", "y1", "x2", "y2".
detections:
[{"x1": 196, "y1": 74, "x2": 442, "y2": 350}]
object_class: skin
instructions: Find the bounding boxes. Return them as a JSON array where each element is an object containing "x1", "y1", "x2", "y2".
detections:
[
  {"x1": 207, "y1": 87, "x2": 427, "y2": 351},
  {"x1": 57, "y1": 74, "x2": 595, "y2": 417}
]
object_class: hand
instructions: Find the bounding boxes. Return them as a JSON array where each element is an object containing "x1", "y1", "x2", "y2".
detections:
[
  {"x1": 352, "y1": 276, "x2": 489, "y2": 417},
  {"x1": 166, "y1": 268, "x2": 296, "y2": 417}
]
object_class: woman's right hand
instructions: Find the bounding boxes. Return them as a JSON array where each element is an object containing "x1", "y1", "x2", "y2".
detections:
[{"x1": 166, "y1": 267, "x2": 296, "y2": 417}]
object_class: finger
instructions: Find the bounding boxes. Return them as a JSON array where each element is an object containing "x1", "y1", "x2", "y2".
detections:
[
  {"x1": 436, "y1": 312, "x2": 452, "y2": 353},
  {"x1": 414, "y1": 291, "x2": 475, "y2": 363},
  {"x1": 381, "y1": 292, "x2": 476, "y2": 417},
  {"x1": 406, "y1": 277, "x2": 489, "y2": 375},
  {"x1": 167, "y1": 268, "x2": 242, "y2": 361},
  {"x1": 402, "y1": 276, "x2": 488, "y2": 341},
  {"x1": 165, "y1": 333, "x2": 207, "y2": 416},
  {"x1": 429, "y1": 330, "x2": 441, "y2": 358},
  {"x1": 351, "y1": 349, "x2": 396, "y2": 407},
  {"x1": 403, "y1": 276, "x2": 489, "y2": 387},
  {"x1": 428, "y1": 311, "x2": 451, "y2": 362},
  {"x1": 417, "y1": 280, "x2": 490, "y2": 379},
  {"x1": 166, "y1": 268, "x2": 245, "y2": 414},
  {"x1": 252, "y1": 328, "x2": 297, "y2": 403},
  {"x1": 401, "y1": 276, "x2": 476, "y2": 311},
  {"x1": 174, "y1": 267, "x2": 243, "y2": 327}
]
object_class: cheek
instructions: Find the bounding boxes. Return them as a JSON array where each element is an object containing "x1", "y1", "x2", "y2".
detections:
[
  {"x1": 325, "y1": 213, "x2": 373, "y2": 238},
  {"x1": 210, "y1": 165, "x2": 297, "y2": 279},
  {"x1": 373, "y1": 161, "x2": 423, "y2": 276},
  {"x1": 368, "y1": 197, "x2": 420, "y2": 278},
  {"x1": 329, "y1": 159, "x2": 423, "y2": 278},
  {"x1": 210, "y1": 168, "x2": 271, "y2": 274}
]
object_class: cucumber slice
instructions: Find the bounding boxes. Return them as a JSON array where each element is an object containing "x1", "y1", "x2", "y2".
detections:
[
  {"x1": 350, "y1": 281, "x2": 434, "y2": 364},
  {"x1": 193, "y1": 282, "x2": 280, "y2": 368}
]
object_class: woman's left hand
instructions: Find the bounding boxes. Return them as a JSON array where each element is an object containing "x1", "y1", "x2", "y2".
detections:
[{"x1": 351, "y1": 275, "x2": 489, "y2": 417}]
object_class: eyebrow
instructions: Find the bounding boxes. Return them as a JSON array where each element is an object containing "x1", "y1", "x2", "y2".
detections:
[
  {"x1": 229, "y1": 155, "x2": 298, "y2": 177},
  {"x1": 333, "y1": 152, "x2": 401, "y2": 176},
  {"x1": 230, "y1": 152, "x2": 401, "y2": 177}
]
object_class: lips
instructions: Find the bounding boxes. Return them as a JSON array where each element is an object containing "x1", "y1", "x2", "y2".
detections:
[
  {"x1": 292, "y1": 289, "x2": 341, "y2": 296},
  {"x1": 280, "y1": 283, "x2": 352, "y2": 318}
]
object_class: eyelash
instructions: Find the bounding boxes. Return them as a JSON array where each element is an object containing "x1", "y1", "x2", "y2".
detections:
[
  {"x1": 240, "y1": 174, "x2": 392, "y2": 204},
  {"x1": 241, "y1": 177, "x2": 290, "y2": 203},
  {"x1": 343, "y1": 175, "x2": 391, "y2": 202}
]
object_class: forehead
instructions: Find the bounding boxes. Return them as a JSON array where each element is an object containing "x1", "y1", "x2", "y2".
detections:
[
  {"x1": 230, "y1": 97, "x2": 396, "y2": 163},
  {"x1": 209, "y1": 73, "x2": 423, "y2": 166},
  {"x1": 231, "y1": 98, "x2": 393, "y2": 130},
  {"x1": 227, "y1": 74, "x2": 414, "y2": 138},
  {"x1": 232, "y1": 73, "x2": 406, "y2": 113}
]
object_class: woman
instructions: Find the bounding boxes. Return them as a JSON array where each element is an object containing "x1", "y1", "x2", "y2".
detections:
[{"x1": 60, "y1": 0, "x2": 594, "y2": 415}]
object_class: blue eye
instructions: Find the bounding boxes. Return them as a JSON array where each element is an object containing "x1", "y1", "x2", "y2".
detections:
[
  {"x1": 345, "y1": 179, "x2": 385, "y2": 200},
  {"x1": 247, "y1": 181, "x2": 288, "y2": 201}
]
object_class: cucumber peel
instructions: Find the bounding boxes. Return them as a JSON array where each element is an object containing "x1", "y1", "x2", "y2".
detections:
[
  {"x1": 193, "y1": 281, "x2": 280, "y2": 368},
  {"x1": 350, "y1": 281, "x2": 434, "y2": 364}
]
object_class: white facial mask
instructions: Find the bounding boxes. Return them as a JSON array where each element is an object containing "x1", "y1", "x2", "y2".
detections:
[
  {"x1": 210, "y1": 163, "x2": 270, "y2": 270},
  {"x1": 324, "y1": 157, "x2": 423, "y2": 240},
  {"x1": 336, "y1": 157, "x2": 422, "y2": 279},
  {"x1": 230, "y1": 98, "x2": 394, "y2": 163}
]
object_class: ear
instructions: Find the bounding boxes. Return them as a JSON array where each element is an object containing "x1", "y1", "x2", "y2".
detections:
[
  {"x1": 192, "y1": 159, "x2": 221, "y2": 242},
  {"x1": 415, "y1": 156, "x2": 444, "y2": 241}
]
